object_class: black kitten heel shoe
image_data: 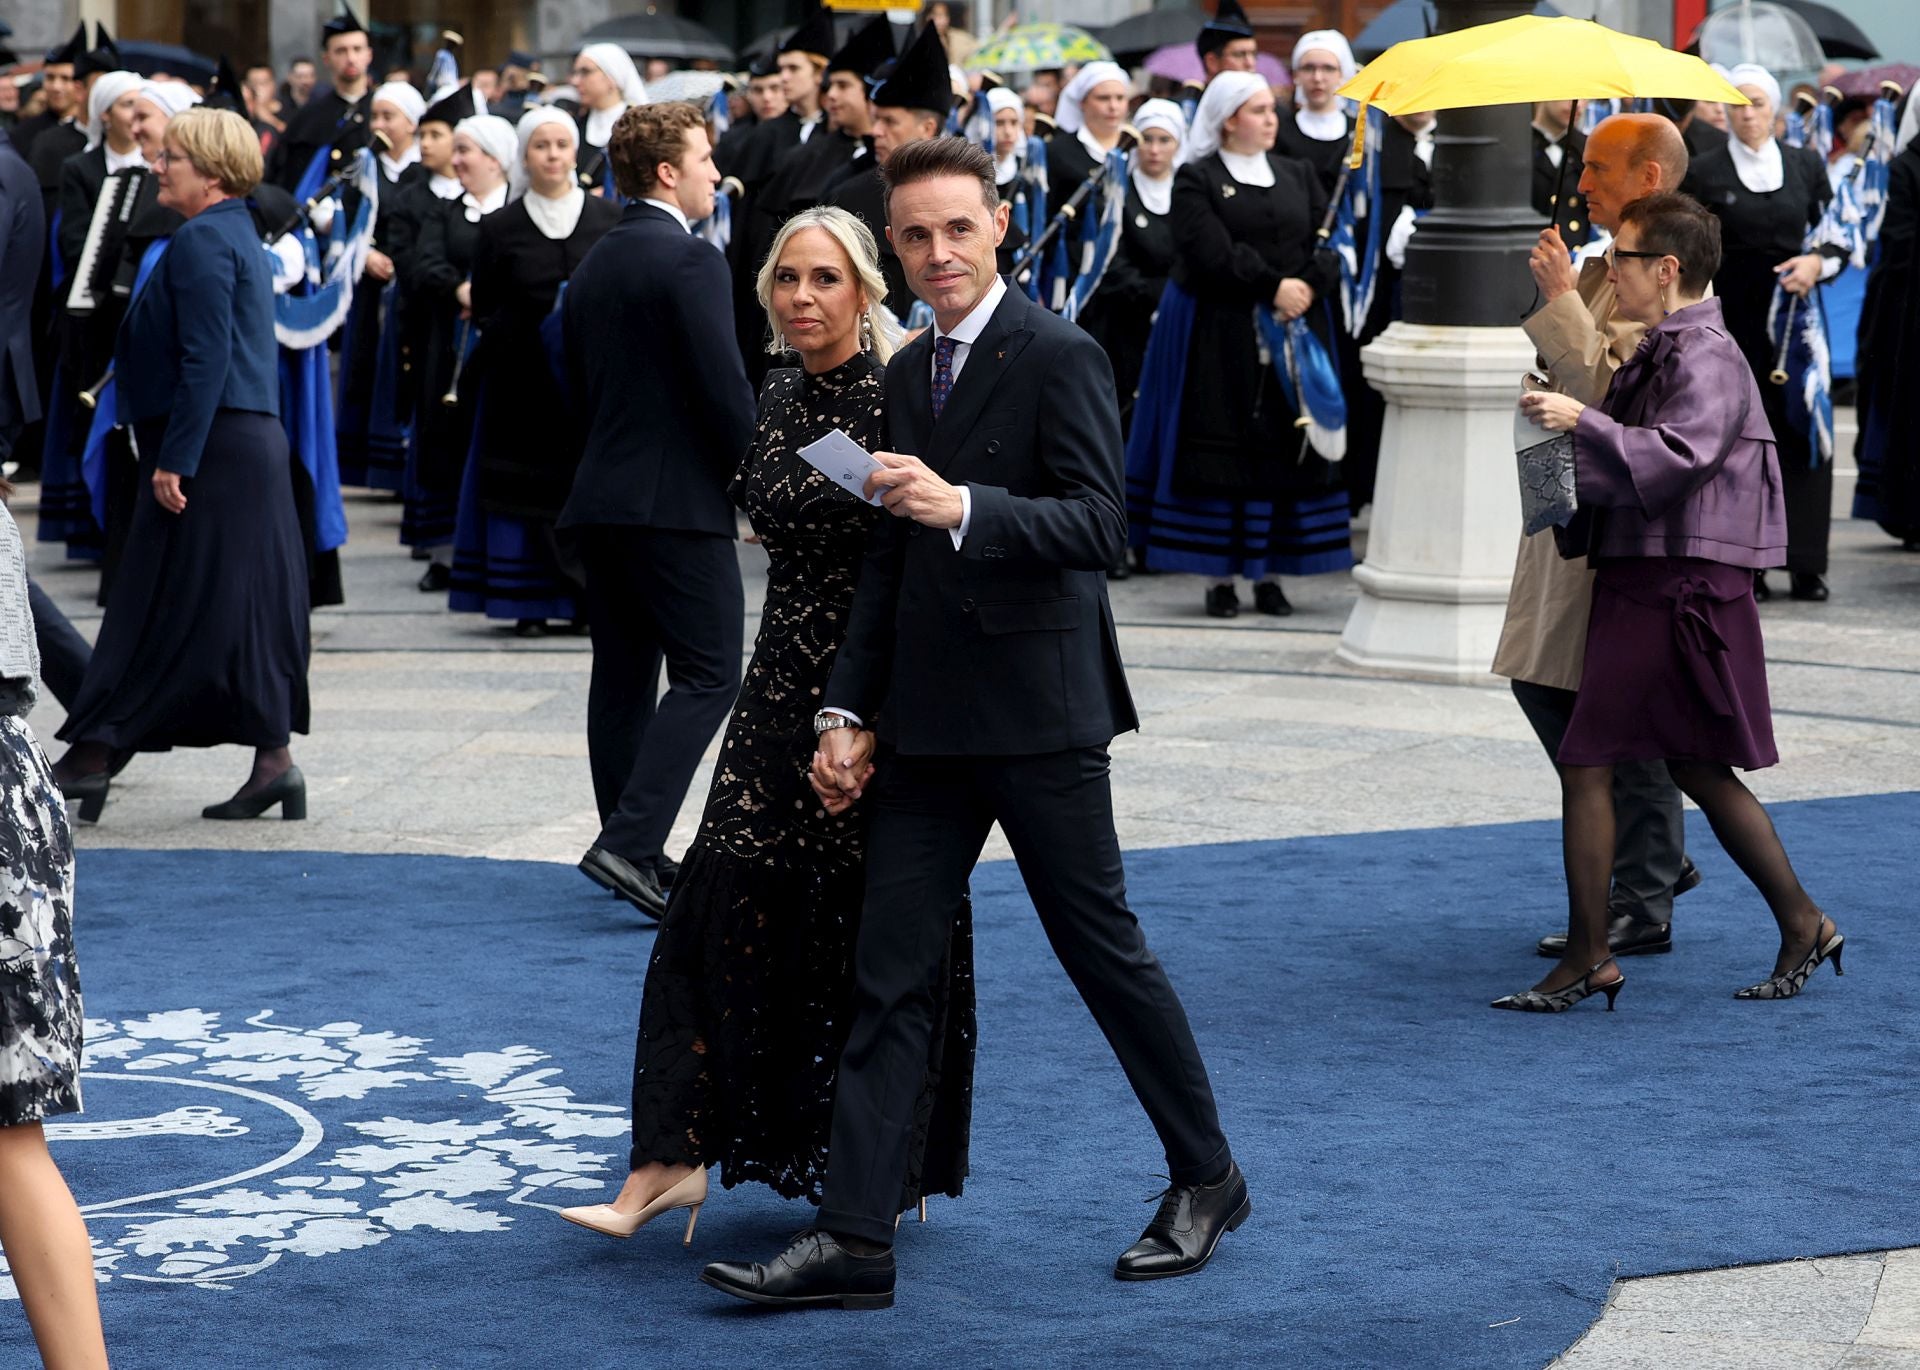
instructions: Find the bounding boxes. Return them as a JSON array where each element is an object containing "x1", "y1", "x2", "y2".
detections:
[
  {"x1": 1491, "y1": 958, "x2": 1624, "y2": 1013},
  {"x1": 1735, "y1": 918, "x2": 1844, "y2": 1000}
]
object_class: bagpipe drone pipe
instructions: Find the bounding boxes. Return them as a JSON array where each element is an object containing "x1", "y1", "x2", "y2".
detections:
[{"x1": 1009, "y1": 125, "x2": 1139, "y2": 322}]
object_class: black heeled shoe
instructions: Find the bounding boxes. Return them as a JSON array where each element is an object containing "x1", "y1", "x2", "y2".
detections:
[
  {"x1": 1734, "y1": 918, "x2": 1844, "y2": 1000},
  {"x1": 1491, "y1": 957, "x2": 1624, "y2": 1013},
  {"x1": 202, "y1": 766, "x2": 307, "y2": 821},
  {"x1": 60, "y1": 772, "x2": 110, "y2": 824}
]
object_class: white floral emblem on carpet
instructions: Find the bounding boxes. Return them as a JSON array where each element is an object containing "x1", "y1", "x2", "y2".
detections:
[{"x1": 5, "y1": 1009, "x2": 626, "y2": 1296}]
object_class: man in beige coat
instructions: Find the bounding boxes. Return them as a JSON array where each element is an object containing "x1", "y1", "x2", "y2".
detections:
[{"x1": 1494, "y1": 114, "x2": 1701, "y2": 959}]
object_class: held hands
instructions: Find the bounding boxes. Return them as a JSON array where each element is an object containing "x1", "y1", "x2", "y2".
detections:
[
  {"x1": 1273, "y1": 277, "x2": 1313, "y2": 322},
  {"x1": 365, "y1": 249, "x2": 395, "y2": 283},
  {"x1": 864, "y1": 452, "x2": 965, "y2": 529},
  {"x1": 810, "y1": 726, "x2": 877, "y2": 815},
  {"x1": 1529, "y1": 227, "x2": 1579, "y2": 303},
  {"x1": 454, "y1": 280, "x2": 473, "y2": 316},
  {"x1": 153, "y1": 469, "x2": 188, "y2": 515},
  {"x1": 1519, "y1": 391, "x2": 1585, "y2": 433},
  {"x1": 1775, "y1": 253, "x2": 1822, "y2": 296}
]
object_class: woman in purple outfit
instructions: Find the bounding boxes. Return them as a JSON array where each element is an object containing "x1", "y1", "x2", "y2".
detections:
[{"x1": 1500, "y1": 192, "x2": 1845, "y2": 1013}]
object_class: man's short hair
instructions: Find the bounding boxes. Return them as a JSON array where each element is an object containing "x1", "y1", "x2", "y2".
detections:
[
  {"x1": 1609, "y1": 112, "x2": 1690, "y2": 188},
  {"x1": 609, "y1": 100, "x2": 706, "y2": 200},
  {"x1": 1616, "y1": 191, "x2": 1721, "y2": 282},
  {"x1": 881, "y1": 135, "x2": 999, "y2": 218}
]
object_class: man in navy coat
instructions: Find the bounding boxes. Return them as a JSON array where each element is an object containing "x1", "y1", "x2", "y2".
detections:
[{"x1": 559, "y1": 101, "x2": 757, "y2": 920}]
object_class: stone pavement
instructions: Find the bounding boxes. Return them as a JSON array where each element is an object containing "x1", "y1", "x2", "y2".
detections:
[{"x1": 11, "y1": 452, "x2": 1920, "y2": 1366}]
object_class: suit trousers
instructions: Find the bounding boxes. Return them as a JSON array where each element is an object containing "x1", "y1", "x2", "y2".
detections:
[
  {"x1": 26, "y1": 577, "x2": 90, "y2": 711},
  {"x1": 580, "y1": 528, "x2": 743, "y2": 865},
  {"x1": 1511, "y1": 678, "x2": 1687, "y2": 924},
  {"x1": 817, "y1": 746, "x2": 1232, "y2": 1246}
]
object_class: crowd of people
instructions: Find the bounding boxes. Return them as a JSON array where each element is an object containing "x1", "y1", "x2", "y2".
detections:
[{"x1": 0, "y1": 0, "x2": 1909, "y2": 1351}]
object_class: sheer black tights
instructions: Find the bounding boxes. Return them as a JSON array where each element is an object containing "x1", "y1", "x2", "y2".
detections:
[{"x1": 1549, "y1": 760, "x2": 1822, "y2": 990}]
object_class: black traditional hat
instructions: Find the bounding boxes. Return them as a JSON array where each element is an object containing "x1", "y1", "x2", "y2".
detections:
[
  {"x1": 827, "y1": 16, "x2": 896, "y2": 80},
  {"x1": 1195, "y1": 0, "x2": 1257, "y2": 61},
  {"x1": 46, "y1": 22, "x2": 86, "y2": 67},
  {"x1": 323, "y1": 5, "x2": 368, "y2": 44},
  {"x1": 871, "y1": 22, "x2": 951, "y2": 115},
  {"x1": 204, "y1": 55, "x2": 246, "y2": 113},
  {"x1": 421, "y1": 81, "x2": 482, "y2": 128},
  {"x1": 747, "y1": 52, "x2": 781, "y2": 79},
  {"x1": 74, "y1": 24, "x2": 120, "y2": 79},
  {"x1": 503, "y1": 50, "x2": 537, "y2": 71},
  {"x1": 779, "y1": 4, "x2": 837, "y2": 63}
]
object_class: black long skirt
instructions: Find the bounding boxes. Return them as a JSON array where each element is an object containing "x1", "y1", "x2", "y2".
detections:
[{"x1": 59, "y1": 409, "x2": 311, "y2": 753}]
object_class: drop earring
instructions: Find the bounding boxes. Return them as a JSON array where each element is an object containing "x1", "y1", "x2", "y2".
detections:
[{"x1": 860, "y1": 312, "x2": 873, "y2": 351}]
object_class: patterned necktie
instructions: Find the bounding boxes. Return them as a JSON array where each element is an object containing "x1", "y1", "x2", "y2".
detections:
[{"x1": 932, "y1": 335, "x2": 959, "y2": 421}]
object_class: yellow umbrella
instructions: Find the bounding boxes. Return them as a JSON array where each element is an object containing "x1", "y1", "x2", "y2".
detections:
[{"x1": 1338, "y1": 14, "x2": 1749, "y2": 115}]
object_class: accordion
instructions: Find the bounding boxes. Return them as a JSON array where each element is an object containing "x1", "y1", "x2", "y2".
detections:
[{"x1": 66, "y1": 166, "x2": 149, "y2": 318}]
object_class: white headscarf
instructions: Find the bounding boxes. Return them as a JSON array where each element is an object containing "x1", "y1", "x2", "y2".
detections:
[
  {"x1": 135, "y1": 81, "x2": 201, "y2": 120},
  {"x1": 84, "y1": 70, "x2": 144, "y2": 150},
  {"x1": 1291, "y1": 30, "x2": 1357, "y2": 81},
  {"x1": 577, "y1": 43, "x2": 648, "y2": 106},
  {"x1": 986, "y1": 87, "x2": 1023, "y2": 119},
  {"x1": 511, "y1": 106, "x2": 578, "y2": 201},
  {"x1": 372, "y1": 80, "x2": 427, "y2": 127},
  {"x1": 1899, "y1": 92, "x2": 1920, "y2": 155},
  {"x1": 1056, "y1": 61, "x2": 1128, "y2": 134},
  {"x1": 1726, "y1": 63, "x2": 1780, "y2": 112},
  {"x1": 455, "y1": 114, "x2": 519, "y2": 183},
  {"x1": 1130, "y1": 98, "x2": 1188, "y2": 215},
  {"x1": 1188, "y1": 71, "x2": 1265, "y2": 163}
]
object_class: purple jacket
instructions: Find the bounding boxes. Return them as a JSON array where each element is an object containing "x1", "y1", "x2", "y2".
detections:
[{"x1": 1558, "y1": 297, "x2": 1787, "y2": 569}]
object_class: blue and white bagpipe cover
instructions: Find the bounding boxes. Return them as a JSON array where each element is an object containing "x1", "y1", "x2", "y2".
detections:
[
  {"x1": 1057, "y1": 147, "x2": 1131, "y2": 323},
  {"x1": 1001, "y1": 136, "x2": 1051, "y2": 306},
  {"x1": 268, "y1": 147, "x2": 378, "y2": 552},
  {"x1": 1254, "y1": 306, "x2": 1347, "y2": 462},
  {"x1": 1765, "y1": 179, "x2": 1859, "y2": 467},
  {"x1": 1784, "y1": 101, "x2": 1834, "y2": 159},
  {"x1": 692, "y1": 88, "x2": 734, "y2": 252},
  {"x1": 1325, "y1": 106, "x2": 1386, "y2": 339},
  {"x1": 1858, "y1": 93, "x2": 1900, "y2": 249}
]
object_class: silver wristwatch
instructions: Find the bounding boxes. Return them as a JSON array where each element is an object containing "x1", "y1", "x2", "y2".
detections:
[{"x1": 813, "y1": 711, "x2": 858, "y2": 736}]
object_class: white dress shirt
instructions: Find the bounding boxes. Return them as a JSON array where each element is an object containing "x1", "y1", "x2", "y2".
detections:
[
  {"x1": 931, "y1": 273, "x2": 1008, "y2": 550},
  {"x1": 641, "y1": 196, "x2": 691, "y2": 233}
]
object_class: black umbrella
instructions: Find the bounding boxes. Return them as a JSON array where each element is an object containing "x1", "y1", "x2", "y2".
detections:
[
  {"x1": 578, "y1": 12, "x2": 734, "y2": 65},
  {"x1": 1353, "y1": 0, "x2": 1560, "y2": 62},
  {"x1": 1771, "y1": 0, "x2": 1877, "y2": 61},
  {"x1": 1091, "y1": 7, "x2": 1207, "y2": 63},
  {"x1": 116, "y1": 40, "x2": 218, "y2": 86}
]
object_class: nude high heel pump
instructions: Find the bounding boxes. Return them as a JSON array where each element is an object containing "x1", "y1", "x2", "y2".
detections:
[{"x1": 559, "y1": 1168, "x2": 708, "y2": 1245}]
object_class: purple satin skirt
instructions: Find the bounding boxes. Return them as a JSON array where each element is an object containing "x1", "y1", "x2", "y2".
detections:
[{"x1": 1559, "y1": 557, "x2": 1778, "y2": 771}]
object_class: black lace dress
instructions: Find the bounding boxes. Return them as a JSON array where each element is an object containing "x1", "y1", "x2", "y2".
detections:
[{"x1": 627, "y1": 352, "x2": 975, "y2": 1206}]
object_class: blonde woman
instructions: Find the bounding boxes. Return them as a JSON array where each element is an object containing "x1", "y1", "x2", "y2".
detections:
[{"x1": 560, "y1": 207, "x2": 975, "y2": 1242}]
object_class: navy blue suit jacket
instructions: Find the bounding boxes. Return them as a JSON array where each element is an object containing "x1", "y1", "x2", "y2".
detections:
[
  {"x1": 115, "y1": 197, "x2": 278, "y2": 476},
  {"x1": 824, "y1": 284, "x2": 1140, "y2": 755},
  {"x1": 557, "y1": 201, "x2": 756, "y2": 535},
  {"x1": 0, "y1": 135, "x2": 45, "y2": 439}
]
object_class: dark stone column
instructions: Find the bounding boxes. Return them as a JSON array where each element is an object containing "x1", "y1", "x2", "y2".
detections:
[{"x1": 1399, "y1": 0, "x2": 1542, "y2": 327}]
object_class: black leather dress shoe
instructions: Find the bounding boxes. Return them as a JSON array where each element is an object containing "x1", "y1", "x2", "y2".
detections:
[
  {"x1": 701, "y1": 1230, "x2": 895, "y2": 1310},
  {"x1": 1536, "y1": 860, "x2": 1699, "y2": 958},
  {"x1": 1789, "y1": 573, "x2": 1829, "y2": 602},
  {"x1": 653, "y1": 854, "x2": 680, "y2": 891},
  {"x1": 1204, "y1": 584, "x2": 1239, "y2": 618},
  {"x1": 1115, "y1": 1161, "x2": 1251, "y2": 1281},
  {"x1": 578, "y1": 846, "x2": 666, "y2": 921},
  {"x1": 418, "y1": 563, "x2": 451, "y2": 593},
  {"x1": 1253, "y1": 581, "x2": 1294, "y2": 617}
]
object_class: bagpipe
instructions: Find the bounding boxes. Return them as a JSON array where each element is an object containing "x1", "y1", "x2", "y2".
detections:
[
  {"x1": 1010, "y1": 125, "x2": 1138, "y2": 320},
  {"x1": 1322, "y1": 106, "x2": 1386, "y2": 339},
  {"x1": 443, "y1": 309, "x2": 474, "y2": 408},
  {"x1": 1248, "y1": 160, "x2": 1358, "y2": 465},
  {"x1": 79, "y1": 135, "x2": 388, "y2": 411},
  {"x1": 1784, "y1": 86, "x2": 1840, "y2": 160},
  {"x1": 1858, "y1": 80, "x2": 1905, "y2": 249}
]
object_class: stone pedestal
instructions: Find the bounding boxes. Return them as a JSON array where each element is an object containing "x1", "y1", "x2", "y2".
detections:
[{"x1": 1336, "y1": 321, "x2": 1534, "y2": 681}]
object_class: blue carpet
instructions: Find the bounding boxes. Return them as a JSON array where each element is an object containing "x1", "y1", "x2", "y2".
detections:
[{"x1": 7, "y1": 792, "x2": 1916, "y2": 1369}]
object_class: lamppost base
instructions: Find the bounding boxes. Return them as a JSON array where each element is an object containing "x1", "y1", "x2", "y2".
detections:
[{"x1": 1336, "y1": 321, "x2": 1536, "y2": 683}]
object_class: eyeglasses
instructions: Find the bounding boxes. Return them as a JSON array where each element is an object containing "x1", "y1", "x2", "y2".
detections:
[
  {"x1": 1606, "y1": 246, "x2": 1682, "y2": 274},
  {"x1": 152, "y1": 149, "x2": 172, "y2": 166}
]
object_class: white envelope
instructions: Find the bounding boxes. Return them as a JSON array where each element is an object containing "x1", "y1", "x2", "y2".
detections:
[{"x1": 798, "y1": 428, "x2": 889, "y2": 507}]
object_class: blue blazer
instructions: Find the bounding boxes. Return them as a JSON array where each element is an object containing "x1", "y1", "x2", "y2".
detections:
[
  {"x1": 116, "y1": 196, "x2": 278, "y2": 476},
  {"x1": 557, "y1": 202, "x2": 756, "y2": 535}
]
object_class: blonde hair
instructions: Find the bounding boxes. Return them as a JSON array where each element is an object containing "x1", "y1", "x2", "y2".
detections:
[
  {"x1": 166, "y1": 107, "x2": 263, "y2": 195},
  {"x1": 756, "y1": 207, "x2": 900, "y2": 363}
]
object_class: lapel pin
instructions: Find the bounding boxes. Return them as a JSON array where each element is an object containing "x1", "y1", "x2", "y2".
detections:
[
  {"x1": 996, "y1": 350, "x2": 1005, "y2": 360},
  {"x1": 1221, "y1": 184, "x2": 1236, "y2": 198}
]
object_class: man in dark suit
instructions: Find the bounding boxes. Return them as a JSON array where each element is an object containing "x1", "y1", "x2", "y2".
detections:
[
  {"x1": 1532, "y1": 100, "x2": 1590, "y2": 250},
  {"x1": 0, "y1": 132, "x2": 89, "y2": 702},
  {"x1": 559, "y1": 101, "x2": 757, "y2": 921},
  {"x1": 702, "y1": 138, "x2": 1244, "y2": 1311}
]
